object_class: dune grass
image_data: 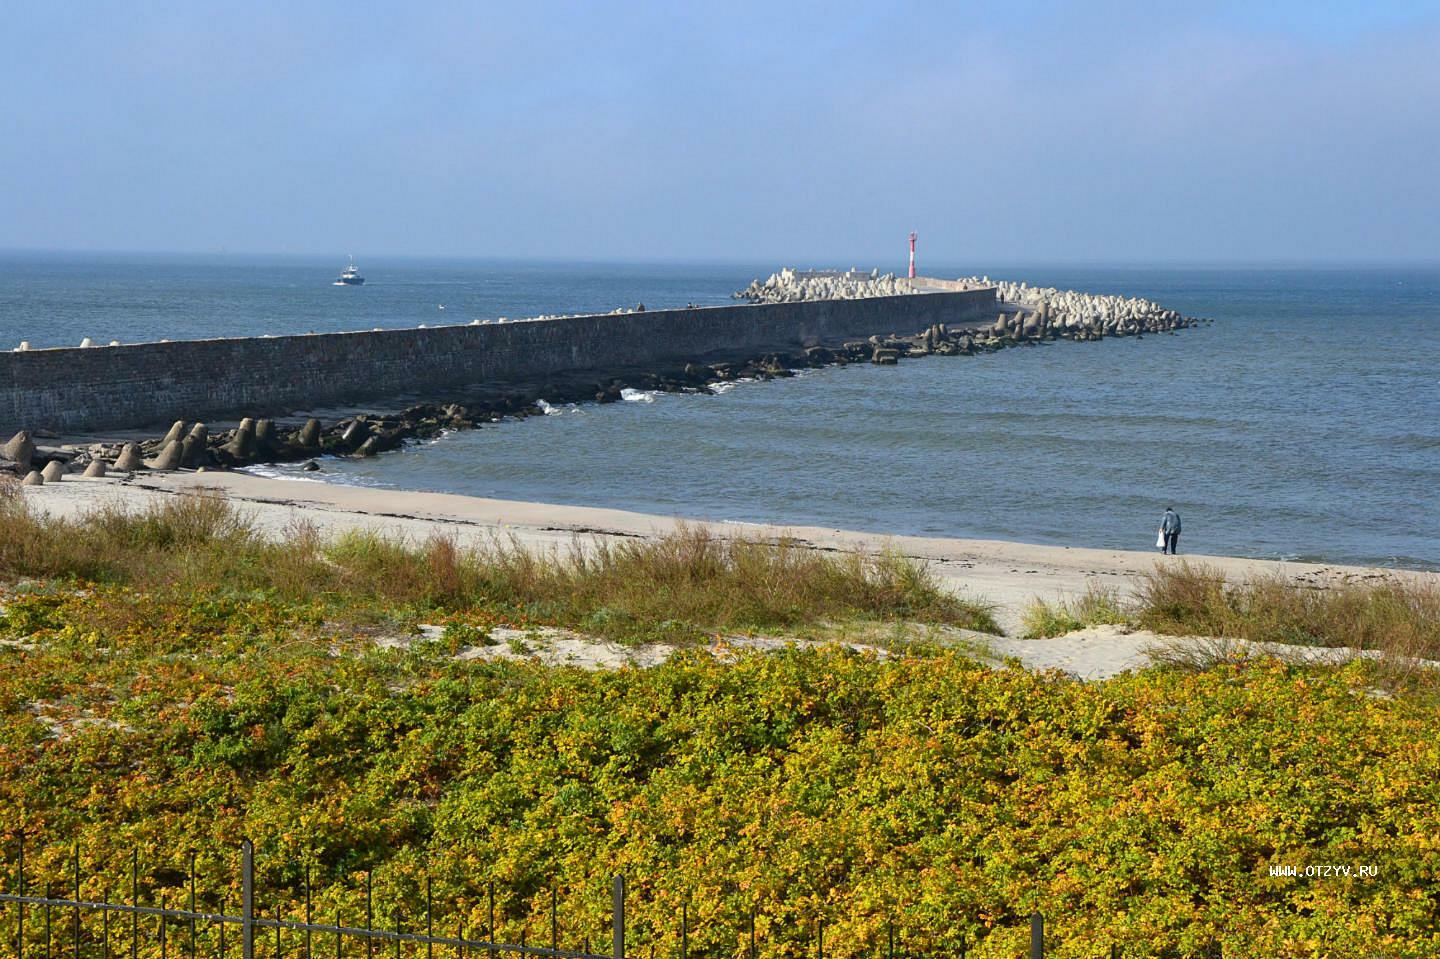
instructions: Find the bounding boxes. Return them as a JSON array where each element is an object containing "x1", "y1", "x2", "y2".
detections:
[
  {"x1": 0, "y1": 485, "x2": 998, "y2": 641},
  {"x1": 1017, "y1": 563, "x2": 1440, "y2": 673},
  {"x1": 1019, "y1": 586, "x2": 1130, "y2": 638},
  {"x1": 1135, "y1": 561, "x2": 1440, "y2": 661}
]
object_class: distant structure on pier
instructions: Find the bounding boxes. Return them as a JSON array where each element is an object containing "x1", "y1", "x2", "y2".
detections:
[{"x1": 908, "y1": 232, "x2": 917, "y2": 279}]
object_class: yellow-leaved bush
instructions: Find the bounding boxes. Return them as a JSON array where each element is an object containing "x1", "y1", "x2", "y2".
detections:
[{"x1": 2, "y1": 586, "x2": 1438, "y2": 958}]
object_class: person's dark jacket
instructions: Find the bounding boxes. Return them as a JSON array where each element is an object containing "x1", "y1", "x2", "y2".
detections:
[{"x1": 1162, "y1": 510, "x2": 1182, "y2": 534}]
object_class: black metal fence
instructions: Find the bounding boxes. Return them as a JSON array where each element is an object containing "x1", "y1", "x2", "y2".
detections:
[
  {"x1": 2, "y1": 840, "x2": 617, "y2": 959},
  {"x1": 1, "y1": 840, "x2": 1215, "y2": 959}
]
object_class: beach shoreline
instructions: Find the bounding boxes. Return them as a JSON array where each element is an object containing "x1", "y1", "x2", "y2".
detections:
[{"x1": 18, "y1": 471, "x2": 1435, "y2": 641}]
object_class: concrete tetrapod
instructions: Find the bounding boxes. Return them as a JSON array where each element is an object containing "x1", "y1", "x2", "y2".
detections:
[
  {"x1": 145, "y1": 439, "x2": 184, "y2": 471},
  {"x1": 294, "y1": 418, "x2": 322, "y2": 449},
  {"x1": 113, "y1": 443, "x2": 144, "y2": 472},
  {"x1": 3, "y1": 431, "x2": 34, "y2": 471},
  {"x1": 21, "y1": 470, "x2": 43, "y2": 486},
  {"x1": 339, "y1": 418, "x2": 369, "y2": 450},
  {"x1": 161, "y1": 420, "x2": 187, "y2": 445},
  {"x1": 180, "y1": 423, "x2": 209, "y2": 468},
  {"x1": 224, "y1": 418, "x2": 256, "y2": 459},
  {"x1": 83, "y1": 459, "x2": 107, "y2": 478},
  {"x1": 40, "y1": 460, "x2": 66, "y2": 482}
]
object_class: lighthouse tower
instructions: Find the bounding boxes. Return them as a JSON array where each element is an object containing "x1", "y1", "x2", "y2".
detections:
[{"x1": 908, "y1": 232, "x2": 917, "y2": 279}]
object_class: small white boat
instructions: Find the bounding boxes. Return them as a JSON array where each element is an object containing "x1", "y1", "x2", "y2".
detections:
[{"x1": 334, "y1": 257, "x2": 364, "y2": 286}]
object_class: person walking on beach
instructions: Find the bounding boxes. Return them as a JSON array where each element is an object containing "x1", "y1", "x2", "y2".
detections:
[{"x1": 1159, "y1": 507, "x2": 1182, "y2": 555}]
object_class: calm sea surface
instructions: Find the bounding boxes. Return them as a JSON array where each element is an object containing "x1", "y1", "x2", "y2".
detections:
[{"x1": 3, "y1": 253, "x2": 1437, "y2": 569}]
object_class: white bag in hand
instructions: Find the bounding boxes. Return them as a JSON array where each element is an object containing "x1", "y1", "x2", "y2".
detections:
[{"x1": 1156, "y1": 529, "x2": 1165, "y2": 549}]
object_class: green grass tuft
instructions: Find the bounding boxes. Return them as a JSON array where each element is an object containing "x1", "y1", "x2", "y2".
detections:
[
  {"x1": 0, "y1": 490, "x2": 996, "y2": 641},
  {"x1": 1135, "y1": 561, "x2": 1440, "y2": 660},
  {"x1": 1020, "y1": 586, "x2": 1130, "y2": 638}
]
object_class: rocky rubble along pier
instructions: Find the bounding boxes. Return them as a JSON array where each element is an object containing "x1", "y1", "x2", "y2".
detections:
[
  {"x1": 733, "y1": 267, "x2": 1204, "y2": 339},
  {"x1": 734, "y1": 268, "x2": 918, "y2": 303},
  {"x1": 970, "y1": 276, "x2": 1197, "y2": 337}
]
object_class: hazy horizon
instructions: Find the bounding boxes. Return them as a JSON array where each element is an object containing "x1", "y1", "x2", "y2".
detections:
[
  {"x1": 5, "y1": 248, "x2": 1440, "y2": 272},
  {"x1": 5, "y1": 2, "x2": 1440, "y2": 265}
]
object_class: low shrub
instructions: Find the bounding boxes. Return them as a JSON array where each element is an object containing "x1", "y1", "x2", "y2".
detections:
[
  {"x1": 1136, "y1": 561, "x2": 1440, "y2": 659},
  {"x1": 1020, "y1": 586, "x2": 1130, "y2": 638},
  {"x1": 2, "y1": 618, "x2": 1438, "y2": 957}
]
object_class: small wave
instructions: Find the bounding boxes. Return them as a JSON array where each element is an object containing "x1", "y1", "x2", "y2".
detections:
[
  {"x1": 620, "y1": 388, "x2": 657, "y2": 403},
  {"x1": 711, "y1": 381, "x2": 739, "y2": 394},
  {"x1": 237, "y1": 464, "x2": 326, "y2": 484}
]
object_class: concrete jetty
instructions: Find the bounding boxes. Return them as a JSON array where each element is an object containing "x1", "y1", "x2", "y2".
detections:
[
  {"x1": 0, "y1": 287, "x2": 997, "y2": 436},
  {"x1": 0, "y1": 271, "x2": 1206, "y2": 478}
]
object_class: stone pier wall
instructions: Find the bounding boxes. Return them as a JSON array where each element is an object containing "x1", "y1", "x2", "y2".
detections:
[{"x1": 0, "y1": 288, "x2": 995, "y2": 434}]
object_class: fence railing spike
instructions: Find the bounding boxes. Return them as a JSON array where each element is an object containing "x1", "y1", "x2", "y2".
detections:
[
  {"x1": 242, "y1": 840, "x2": 255, "y2": 959},
  {"x1": 610, "y1": 877, "x2": 624, "y2": 959},
  {"x1": 72, "y1": 847, "x2": 80, "y2": 959},
  {"x1": 131, "y1": 851, "x2": 139, "y2": 959},
  {"x1": 305, "y1": 867, "x2": 312, "y2": 959},
  {"x1": 17, "y1": 836, "x2": 25, "y2": 959},
  {"x1": 190, "y1": 852, "x2": 198, "y2": 959}
]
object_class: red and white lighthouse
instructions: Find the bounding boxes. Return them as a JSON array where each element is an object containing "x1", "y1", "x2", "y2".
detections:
[{"x1": 908, "y1": 231, "x2": 917, "y2": 279}]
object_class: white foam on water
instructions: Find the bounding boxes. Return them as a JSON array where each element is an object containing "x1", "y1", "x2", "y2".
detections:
[
  {"x1": 620, "y1": 388, "x2": 657, "y2": 403},
  {"x1": 237, "y1": 464, "x2": 326, "y2": 484}
]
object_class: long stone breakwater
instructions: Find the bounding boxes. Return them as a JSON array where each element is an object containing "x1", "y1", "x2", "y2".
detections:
[{"x1": 0, "y1": 278, "x2": 1203, "y2": 482}]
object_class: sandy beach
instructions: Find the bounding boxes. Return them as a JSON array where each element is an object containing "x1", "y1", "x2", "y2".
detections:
[{"x1": 17, "y1": 471, "x2": 1438, "y2": 678}]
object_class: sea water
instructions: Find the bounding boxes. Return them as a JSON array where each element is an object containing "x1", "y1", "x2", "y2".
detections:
[{"x1": 3, "y1": 253, "x2": 1436, "y2": 568}]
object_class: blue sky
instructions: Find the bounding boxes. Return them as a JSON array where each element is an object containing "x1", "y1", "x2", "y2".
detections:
[{"x1": 3, "y1": 1, "x2": 1439, "y2": 263}]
